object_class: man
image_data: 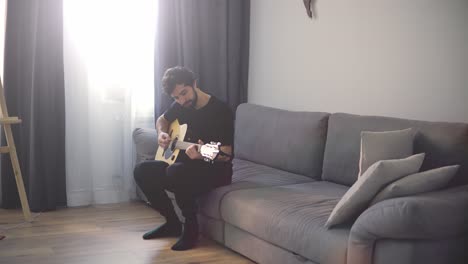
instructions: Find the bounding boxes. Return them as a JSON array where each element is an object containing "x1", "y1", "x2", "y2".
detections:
[{"x1": 134, "y1": 66, "x2": 234, "y2": 251}]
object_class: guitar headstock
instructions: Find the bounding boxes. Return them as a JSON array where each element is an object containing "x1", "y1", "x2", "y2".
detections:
[{"x1": 199, "y1": 142, "x2": 221, "y2": 163}]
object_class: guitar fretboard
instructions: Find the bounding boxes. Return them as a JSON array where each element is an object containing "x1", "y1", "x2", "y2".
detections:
[{"x1": 174, "y1": 141, "x2": 201, "y2": 151}]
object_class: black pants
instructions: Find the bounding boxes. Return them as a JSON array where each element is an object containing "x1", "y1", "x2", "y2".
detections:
[{"x1": 134, "y1": 160, "x2": 232, "y2": 220}]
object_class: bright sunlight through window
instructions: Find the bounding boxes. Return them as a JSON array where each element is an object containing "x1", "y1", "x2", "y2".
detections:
[{"x1": 63, "y1": 0, "x2": 157, "y2": 113}]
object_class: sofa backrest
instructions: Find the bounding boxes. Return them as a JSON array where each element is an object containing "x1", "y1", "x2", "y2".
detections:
[
  {"x1": 322, "y1": 113, "x2": 468, "y2": 186},
  {"x1": 234, "y1": 103, "x2": 329, "y2": 179}
]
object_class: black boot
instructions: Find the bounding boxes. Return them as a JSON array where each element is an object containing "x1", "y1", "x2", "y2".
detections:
[
  {"x1": 143, "y1": 210, "x2": 182, "y2": 240},
  {"x1": 171, "y1": 217, "x2": 199, "y2": 251}
]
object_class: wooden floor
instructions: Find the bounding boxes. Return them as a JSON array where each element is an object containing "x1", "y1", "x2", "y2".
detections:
[{"x1": 0, "y1": 202, "x2": 254, "y2": 264}]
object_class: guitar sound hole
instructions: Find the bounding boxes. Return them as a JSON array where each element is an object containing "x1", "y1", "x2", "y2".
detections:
[{"x1": 171, "y1": 155, "x2": 175, "y2": 161}]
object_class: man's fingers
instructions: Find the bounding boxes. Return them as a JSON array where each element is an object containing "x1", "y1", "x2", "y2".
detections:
[
  {"x1": 187, "y1": 145, "x2": 196, "y2": 152},
  {"x1": 186, "y1": 144, "x2": 202, "y2": 160},
  {"x1": 186, "y1": 145, "x2": 194, "y2": 159},
  {"x1": 158, "y1": 138, "x2": 170, "y2": 149},
  {"x1": 158, "y1": 132, "x2": 171, "y2": 148}
]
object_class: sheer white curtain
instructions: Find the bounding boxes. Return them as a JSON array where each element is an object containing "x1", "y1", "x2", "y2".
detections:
[{"x1": 63, "y1": 0, "x2": 157, "y2": 206}]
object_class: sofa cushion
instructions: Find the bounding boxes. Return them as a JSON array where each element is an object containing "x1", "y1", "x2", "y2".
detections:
[
  {"x1": 359, "y1": 128, "x2": 415, "y2": 176},
  {"x1": 133, "y1": 128, "x2": 158, "y2": 163},
  {"x1": 224, "y1": 223, "x2": 341, "y2": 264},
  {"x1": 198, "y1": 158, "x2": 313, "y2": 220},
  {"x1": 322, "y1": 113, "x2": 468, "y2": 186},
  {"x1": 220, "y1": 181, "x2": 350, "y2": 264},
  {"x1": 133, "y1": 128, "x2": 158, "y2": 202},
  {"x1": 325, "y1": 153, "x2": 425, "y2": 228},
  {"x1": 370, "y1": 165, "x2": 460, "y2": 205},
  {"x1": 234, "y1": 103, "x2": 329, "y2": 179}
]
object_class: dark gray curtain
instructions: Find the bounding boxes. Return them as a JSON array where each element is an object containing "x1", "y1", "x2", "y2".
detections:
[
  {"x1": 1, "y1": 0, "x2": 66, "y2": 211},
  {"x1": 154, "y1": 0, "x2": 250, "y2": 117}
]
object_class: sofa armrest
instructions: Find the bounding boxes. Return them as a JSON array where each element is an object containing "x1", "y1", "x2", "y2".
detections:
[
  {"x1": 347, "y1": 185, "x2": 468, "y2": 264},
  {"x1": 133, "y1": 128, "x2": 158, "y2": 163}
]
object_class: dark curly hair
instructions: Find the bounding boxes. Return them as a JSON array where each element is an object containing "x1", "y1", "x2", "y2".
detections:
[{"x1": 161, "y1": 66, "x2": 196, "y2": 95}]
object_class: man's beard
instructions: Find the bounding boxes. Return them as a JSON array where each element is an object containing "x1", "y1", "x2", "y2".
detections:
[{"x1": 184, "y1": 87, "x2": 198, "y2": 109}]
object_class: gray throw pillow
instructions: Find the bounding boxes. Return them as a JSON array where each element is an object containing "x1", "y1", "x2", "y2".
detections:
[
  {"x1": 359, "y1": 128, "x2": 415, "y2": 177},
  {"x1": 325, "y1": 153, "x2": 425, "y2": 228},
  {"x1": 133, "y1": 128, "x2": 158, "y2": 162},
  {"x1": 370, "y1": 165, "x2": 460, "y2": 206}
]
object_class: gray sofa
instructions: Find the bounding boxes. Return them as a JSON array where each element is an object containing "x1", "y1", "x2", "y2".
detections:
[{"x1": 133, "y1": 103, "x2": 468, "y2": 264}]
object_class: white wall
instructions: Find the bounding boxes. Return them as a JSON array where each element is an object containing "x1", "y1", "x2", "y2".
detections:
[{"x1": 248, "y1": 0, "x2": 468, "y2": 123}]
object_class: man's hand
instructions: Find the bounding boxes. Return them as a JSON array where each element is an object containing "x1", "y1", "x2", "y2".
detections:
[
  {"x1": 158, "y1": 132, "x2": 171, "y2": 149},
  {"x1": 186, "y1": 140, "x2": 204, "y2": 160}
]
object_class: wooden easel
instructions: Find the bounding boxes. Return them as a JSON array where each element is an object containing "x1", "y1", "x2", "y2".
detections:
[{"x1": 0, "y1": 77, "x2": 31, "y2": 222}]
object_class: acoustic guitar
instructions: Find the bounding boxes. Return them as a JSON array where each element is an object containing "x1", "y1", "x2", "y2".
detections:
[{"x1": 154, "y1": 119, "x2": 221, "y2": 165}]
